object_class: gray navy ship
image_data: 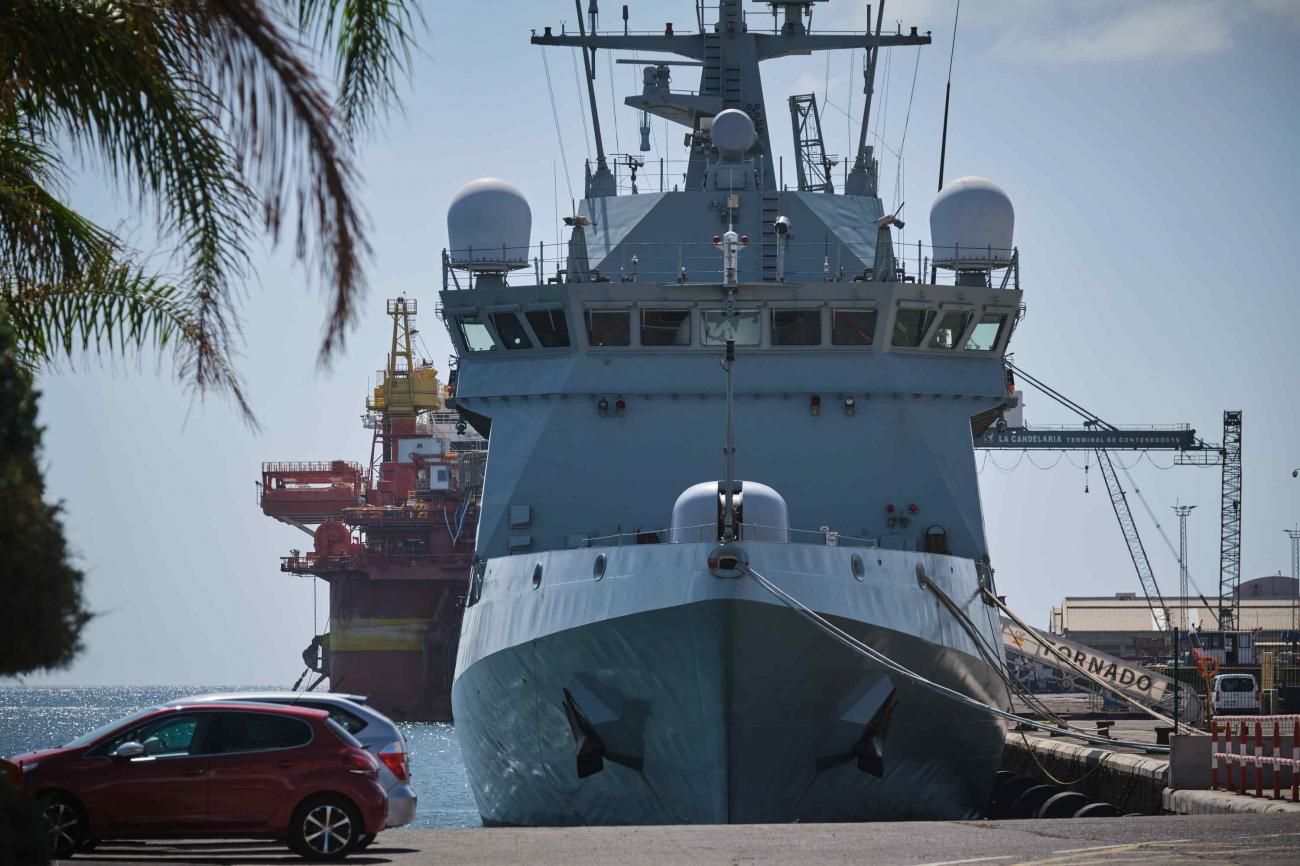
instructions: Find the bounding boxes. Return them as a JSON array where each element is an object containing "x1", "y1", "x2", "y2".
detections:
[{"x1": 442, "y1": 0, "x2": 1020, "y2": 825}]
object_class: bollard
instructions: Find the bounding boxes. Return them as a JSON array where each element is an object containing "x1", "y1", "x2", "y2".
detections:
[
  {"x1": 1238, "y1": 722, "x2": 1248, "y2": 796},
  {"x1": 1211, "y1": 720, "x2": 1219, "y2": 790},
  {"x1": 1273, "y1": 721, "x2": 1281, "y2": 800},
  {"x1": 1255, "y1": 721, "x2": 1263, "y2": 798},
  {"x1": 1227, "y1": 720, "x2": 1236, "y2": 792}
]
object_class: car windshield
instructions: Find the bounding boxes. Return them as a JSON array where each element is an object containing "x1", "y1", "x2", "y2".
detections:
[{"x1": 62, "y1": 707, "x2": 159, "y2": 749}]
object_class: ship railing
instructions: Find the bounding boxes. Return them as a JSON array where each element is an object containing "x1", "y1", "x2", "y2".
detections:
[
  {"x1": 442, "y1": 241, "x2": 1020, "y2": 292},
  {"x1": 262, "y1": 460, "x2": 364, "y2": 475},
  {"x1": 577, "y1": 523, "x2": 880, "y2": 548},
  {"x1": 280, "y1": 552, "x2": 473, "y2": 573}
]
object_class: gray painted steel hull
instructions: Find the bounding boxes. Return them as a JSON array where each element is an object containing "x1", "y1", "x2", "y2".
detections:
[{"x1": 452, "y1": 544, "x2": 1008, "y2": 825}]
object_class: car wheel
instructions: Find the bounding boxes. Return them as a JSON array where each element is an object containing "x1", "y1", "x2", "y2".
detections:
[
  {"x1": 289, "y1": 794, "x2": 362, "y2": 860},
  {"x1": 356, "y1": 833, "x2": 375, "y2": 850},
  {"x1": 40, "y1": 793, "x2": 85, "y2": 860}
]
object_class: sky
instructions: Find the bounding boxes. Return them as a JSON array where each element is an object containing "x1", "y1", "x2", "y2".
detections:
[{"x1": 10, "y1": 0, "x2": 1300, "y2": 686}]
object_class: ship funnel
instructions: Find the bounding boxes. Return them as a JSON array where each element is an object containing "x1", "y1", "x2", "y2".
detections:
[
  {"x1": 447, "y1": 178, "x2": 532, "y2": 273},
  {"x1": 929, "y1": 177, "x2": 1014, "y2": 273},
  {"x1": 711, "y1": 109, "x2": 757, "y2": 162}
]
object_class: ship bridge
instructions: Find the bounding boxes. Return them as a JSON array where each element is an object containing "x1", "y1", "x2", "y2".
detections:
[{"x1": 440, "y1": 0, "x2": 1022, "y2": 563}]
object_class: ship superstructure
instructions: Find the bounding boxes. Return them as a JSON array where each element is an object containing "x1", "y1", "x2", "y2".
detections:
[
  {"x1": 260, "y1": 298, "x2": 484, "y2": 721},
  {"x1": 445, "y1": 1, "x2": 1021, "y2": 823}
]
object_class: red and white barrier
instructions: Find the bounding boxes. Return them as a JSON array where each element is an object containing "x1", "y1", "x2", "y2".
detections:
[{"x1": 1210, "y1": 715, "x2": 1299, "y2": 801}]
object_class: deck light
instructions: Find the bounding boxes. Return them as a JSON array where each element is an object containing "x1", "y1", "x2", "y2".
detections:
[
  {"x1": 739, "y1": 235, "x2": 749, "y2": 245},
  {"x1": 615, "y1": 399, "x2": 626, "y2": 415},
  {"x1": 908, "y1": 503, "x2": 919, "y2": 514},
  {"x1": 810, "y1": 394, "x2": 821, "y2": 416},
  {"x1": 886, "y1": 504, "x2": 895, "y2": 513},
  {"x1": 844, "y1": 395, "x2": 856, "y2": 416},
  {"x1": 712, "y1": 235, "x2": 722, "y2": 246},
  {"x1": 598, "y1": 398, "x2": 609, "y2": 416}
]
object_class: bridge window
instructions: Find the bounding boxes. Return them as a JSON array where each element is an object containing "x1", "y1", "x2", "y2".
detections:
[
  {"x1": 456, "y1": 315, "x2": 495, "y2": 352},
  {"x1": 772, "y1": 309, "x2": 821, "y2": 346},
  {"x1": 490, "y1": 312, "x2": 533, "y2": 350},
  {"x1": 891, "y1": 308, "x2": 936, "y2": 347},
  {"x1": 702, "y1": 310, "x2": 760, "y2": 346},
  {"x1": 928, "y1": 311, "x2": 972, "y2": 350},
  {"x1": 641, "y1": 309, "x2": 692, "y2": 346},
  {"x1": 965, "y1": 313, "x2": 1009, "y2": 351},
  {"x1": 585, "y1": 309, "x2": 630, "y2": 346},
  {"x1": 525, "y1": 309, "x2": 571, "y2": 348},
  {"x1": 832, "y1": 308, "x2": 878, "y2": 346}
]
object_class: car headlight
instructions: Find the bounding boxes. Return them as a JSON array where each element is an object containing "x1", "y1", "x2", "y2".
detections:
[{"x1": 21, "y1": 762, "x2": 38, "y2": 773}]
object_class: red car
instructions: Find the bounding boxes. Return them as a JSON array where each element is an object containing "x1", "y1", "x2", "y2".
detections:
[{"x1": 9, "y1": 702, "x2": 387, "y2": 860}]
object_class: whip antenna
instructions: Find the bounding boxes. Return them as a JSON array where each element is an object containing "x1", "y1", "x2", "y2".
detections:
[{"x1": 936, "y1": 0, "x2": 961, "y2": 191}]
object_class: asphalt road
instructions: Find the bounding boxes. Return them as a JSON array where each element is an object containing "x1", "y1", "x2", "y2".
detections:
[{"x1": 72, "y1": 814, "x2": 1300, "y2": 865}]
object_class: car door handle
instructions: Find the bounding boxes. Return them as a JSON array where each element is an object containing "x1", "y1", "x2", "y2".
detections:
[{"x1": 181, "y1": 768, "x2": 205, "y2": 777}]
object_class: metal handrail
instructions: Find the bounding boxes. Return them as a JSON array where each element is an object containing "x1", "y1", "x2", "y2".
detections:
[
  {"x1": 442, "y1": 241, "x2": 1020, "y2": 292},
  {"x1": 574, "y1": 522, "x2": 881, "y2": 548}
]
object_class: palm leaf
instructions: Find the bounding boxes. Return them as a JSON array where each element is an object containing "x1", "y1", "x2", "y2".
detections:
[
  {"x1": 296, "y1": 0, "x2": 419, "y2": 135},
  {"x1": 3, "y1": 260, "x2": 254, "y2": 423}
]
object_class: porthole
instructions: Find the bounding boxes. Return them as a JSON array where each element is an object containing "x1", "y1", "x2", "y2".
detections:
[
  {"x1": 851, "y1": 554, "x2": 865, "y2": 581},
  {"x1": 531, "y1": 563, "x2": 543, "y2": 590},
  {"x1": 593, "y1": 554, "x2": 607, "y2": 581}
]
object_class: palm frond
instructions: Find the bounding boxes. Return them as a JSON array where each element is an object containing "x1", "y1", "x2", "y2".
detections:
[
  {"x1": 2, "y1": 259, "x2": 254, "y2": 423},
  {"x1": 296, "y1": 0, "x2": 419, "y2": 135},
  {"x1": 0, "y1": 0, "x2": 368, "y2": 366}
]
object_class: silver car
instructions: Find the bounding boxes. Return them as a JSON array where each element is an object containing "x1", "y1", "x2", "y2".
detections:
[{"x1": 170, "y1": 692, "x2": 417, "y2": 833}]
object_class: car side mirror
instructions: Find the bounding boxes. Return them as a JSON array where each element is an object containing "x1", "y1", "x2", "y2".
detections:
[{"x1": 110, "y1": 741, "x2": 146, "y2": 759}]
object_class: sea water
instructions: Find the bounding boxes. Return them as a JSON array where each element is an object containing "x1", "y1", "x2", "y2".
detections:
[{"x1": 0, "y1": 685, "x2": 479, "y2": 828}]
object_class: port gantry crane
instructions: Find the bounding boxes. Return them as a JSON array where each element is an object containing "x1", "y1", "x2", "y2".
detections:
[{"x1": 973, "y1": 363, "x2": 1243, "y2": 635}]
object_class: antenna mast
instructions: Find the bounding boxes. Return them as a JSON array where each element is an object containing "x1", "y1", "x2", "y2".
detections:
[
  {"x1": 576, "y1": 0, "x2": 614, "y2": 196},
  {"x1": 845, "y1": 1, "x2": 885, "y2": 195},
  {"x1": 722, "y1": 339, "x2": 737, "y2": 541},
  {"x1": 936, "y1": 0, "x2": 961, "y2": 191}
]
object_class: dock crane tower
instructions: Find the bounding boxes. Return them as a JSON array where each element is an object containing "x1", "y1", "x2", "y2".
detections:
[{"x1": 975, "y1": 365, "x2": 1239, "y2": 636}]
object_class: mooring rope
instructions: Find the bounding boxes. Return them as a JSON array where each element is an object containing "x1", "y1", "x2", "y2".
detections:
[{"x1": 740, "y1": 563, "x2": 1169, "y2": 753}]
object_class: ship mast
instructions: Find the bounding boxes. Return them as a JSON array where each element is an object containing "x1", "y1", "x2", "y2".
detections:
[{"x1": 532, "y1": 0, "x2": 930, "y2": 197}]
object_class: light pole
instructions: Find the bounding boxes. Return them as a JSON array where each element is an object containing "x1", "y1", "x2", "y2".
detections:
[
  {"x1": 1287, "y1": 527, "x2": 1300, "y2": 637},
  {"x1": 1173, "y1": 504, "x2": 1196, "y2": 631}
]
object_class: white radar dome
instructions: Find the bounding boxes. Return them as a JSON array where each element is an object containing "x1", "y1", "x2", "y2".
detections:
[
  {"x1": 929, "y1": 176, "x2": 1014, "y2": 269},
  {"x1": 447, "y1": 178, "x2": 531, "y2": 272},
  {"x1": 711, "y1": 109, "x2": 757, "y2": 162}
]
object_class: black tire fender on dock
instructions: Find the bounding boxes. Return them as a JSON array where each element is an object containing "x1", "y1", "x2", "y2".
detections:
[
  {"x1": 1073, "y1": 802, "x2": 1120, "y2": 818},
  {"x1": 1008, "y1": 784, "x2": 1060, "y2": 819},
  {"x1": 988, "y1": 776, "x2": 1036, "y2": 819},
  {"x1": 1037, "y1": 791, "x2": 1089, "y2": 819}
]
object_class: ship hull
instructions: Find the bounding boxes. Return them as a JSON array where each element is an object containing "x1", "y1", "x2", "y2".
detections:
[
  {"x1": 452, "y1": 543, "x2": 1009, "y2": 825},
  {"x1": 327, "y1": 575, "x2": 464, "y2": 722}
]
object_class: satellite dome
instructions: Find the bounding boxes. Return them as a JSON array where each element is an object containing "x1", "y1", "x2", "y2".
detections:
[
  {"x1": 447, "y1": 178, "x2": 531, "y2": 272},
  {"x1": 929, "y1": 177, "x2": 1014, "y2": 269},
  {"x1": 711, "y1": 109, "x2": 757, "y2": 162}
]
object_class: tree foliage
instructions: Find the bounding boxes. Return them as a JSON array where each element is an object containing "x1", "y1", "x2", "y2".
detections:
[
  {"x1": 0, "y1": 0, "x2": 418, "y2": 676},
  {"x1": 0, "y1": 312, "x2": 89, "y2": 677}
]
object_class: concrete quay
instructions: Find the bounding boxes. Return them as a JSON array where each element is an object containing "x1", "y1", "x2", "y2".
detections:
[
  {"x1": 73, "y1": 814, "x2": 1300, "y2": 865},
  {"x1": 1005, "y1": 721, "x2": 1300, "y2": 817}
]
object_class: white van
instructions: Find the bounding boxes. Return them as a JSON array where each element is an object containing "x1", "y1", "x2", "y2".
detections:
[{"x1": 1212, "y1": 674, "x2": 1260, "y2": 715}]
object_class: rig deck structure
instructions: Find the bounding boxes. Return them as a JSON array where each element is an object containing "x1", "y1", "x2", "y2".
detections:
[{"x1": 259, "y1": 298, "x2": 483, "y2": 721}]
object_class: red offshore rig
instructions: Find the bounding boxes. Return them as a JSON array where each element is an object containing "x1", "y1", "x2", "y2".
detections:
[{"x1": 259, "y1": 297, "x2": 483, "y2": 721}]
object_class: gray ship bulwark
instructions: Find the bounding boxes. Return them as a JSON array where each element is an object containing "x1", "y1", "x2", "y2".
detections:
[
  {"x1": 454, "y1": 543, "x2": 1009, "y2": 825},
  {"x1": 443, "y1": 0, "x2": 1023, "y2": 826}
]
